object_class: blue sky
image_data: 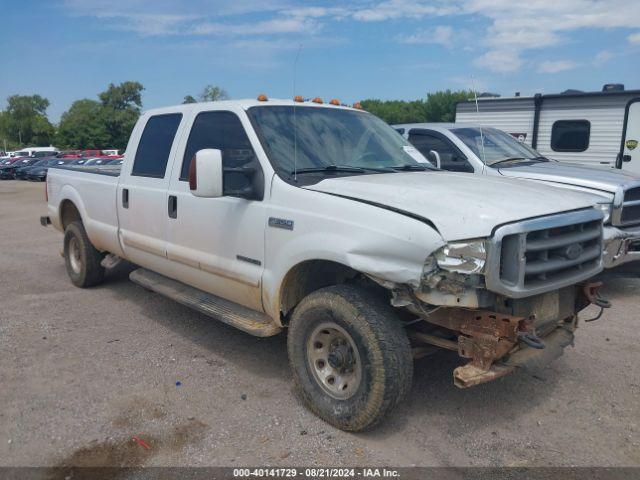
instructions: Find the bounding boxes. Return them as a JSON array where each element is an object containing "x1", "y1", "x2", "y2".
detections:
[{"x1": 1, "y1": 0, "x2": 639, "y2": 122}]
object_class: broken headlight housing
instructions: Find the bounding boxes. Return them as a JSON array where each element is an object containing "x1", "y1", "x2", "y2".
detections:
[{"x1": 434, "y1": 239, "x2": 487, "y2": 275}]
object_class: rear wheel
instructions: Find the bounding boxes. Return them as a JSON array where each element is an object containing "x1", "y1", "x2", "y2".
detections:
[
  {"x1": 63, "y1": 221, "x2": 105, "y2": 288},
  {"x1": 287, "y1": 285, "x2": 412, "y2": 431}
]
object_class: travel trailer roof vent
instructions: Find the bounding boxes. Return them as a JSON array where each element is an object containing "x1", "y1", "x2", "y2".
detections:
[
  {"x1": 478, "y1": 92, "x2": 500, "y2": 98},
  {"x1": 602, "y1": 83, "x2": 624, "y2": 92}
]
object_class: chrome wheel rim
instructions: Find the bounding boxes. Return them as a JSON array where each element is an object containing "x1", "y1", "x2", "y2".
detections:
[
  {"x1": 306, "y1": 322, "x2": 362, "y2": 400},
  {"x1": 68, "y1": 237, "x2": 82, "y2": 274}
]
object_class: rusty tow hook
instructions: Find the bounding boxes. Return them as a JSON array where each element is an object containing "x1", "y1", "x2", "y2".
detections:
[{"x1": 583, "y1": 282, "x2": 612, "y2": 322}]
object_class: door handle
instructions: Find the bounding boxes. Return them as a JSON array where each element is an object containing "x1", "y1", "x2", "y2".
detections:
[
  {"x1": 168, "y1": 195, "x2": 177, "y2": 219},
  {"x1": 623, "y1": 155, "x2": 632, "y2": 162},
  {"x1": 122, "y1": 188, "x2": 129, "y2": 208}
]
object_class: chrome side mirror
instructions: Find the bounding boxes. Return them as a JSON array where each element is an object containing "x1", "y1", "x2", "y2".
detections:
[{"x1": 428, "y1": 150, "x2": 442, "y2": 169}]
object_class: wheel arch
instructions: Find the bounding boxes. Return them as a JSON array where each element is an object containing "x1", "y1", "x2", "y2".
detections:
[
  {"x1": 59, "y1": 198, "x2": 83, "y2": 230},
  {"x1": 277, "y1": 259, "x2": 360, "y2": 324}
]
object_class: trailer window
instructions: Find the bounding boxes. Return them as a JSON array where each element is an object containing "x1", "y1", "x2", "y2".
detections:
[
  {"x1": 551, "y1": 120, "x2": 590, "y2": 152},
  {"x1": 132, "y1": 113, "x2": 182, "y2": 178}
]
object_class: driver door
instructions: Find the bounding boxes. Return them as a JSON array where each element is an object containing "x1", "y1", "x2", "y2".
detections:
[{"x1": 164, "y1": 106, "x2": 267, "y2": 311}]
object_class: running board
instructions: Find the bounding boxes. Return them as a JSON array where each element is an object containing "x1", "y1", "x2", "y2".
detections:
[{"x1": 129, "y1": 268, "x2": 281, "y2": 337}]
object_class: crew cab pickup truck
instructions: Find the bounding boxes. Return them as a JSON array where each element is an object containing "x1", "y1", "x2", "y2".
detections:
[
  {"x1": 395, "y1": 123, "x2": 640, "y2": 269},
  {"x1": 43, "y1": 99, "x2": 608, "y2": 431}
]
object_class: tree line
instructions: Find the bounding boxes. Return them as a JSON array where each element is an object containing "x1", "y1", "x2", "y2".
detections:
[{"x1": 0, "y1": 84, "x2": 473, "y2": 152}]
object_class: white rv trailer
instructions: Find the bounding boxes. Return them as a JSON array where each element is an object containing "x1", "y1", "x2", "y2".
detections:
[{"x1": 455, "y1": 85, "x2": 640, "y2": 175}]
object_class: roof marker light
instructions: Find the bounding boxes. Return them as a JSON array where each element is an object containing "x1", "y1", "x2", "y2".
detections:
[
  {"x1": 353, "y1": 102, "x2": 363, "y2": 109},
  {"x1": 257, "y1": 94, "x2": 268, "y2": 101},
  {"x1": 329, "y1": 99, "x2": 340, "y2": 105},
  {"x1": 294, "y1": 95, "x2": 304, "y2": 102},
  {"x1": 312, "y1": 97, "x2": 323, "y2": 104}
]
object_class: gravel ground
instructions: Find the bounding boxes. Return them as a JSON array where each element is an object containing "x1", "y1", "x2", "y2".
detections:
[{"x1": 1, "y1": 180, "x2": 639, "y2": 468}]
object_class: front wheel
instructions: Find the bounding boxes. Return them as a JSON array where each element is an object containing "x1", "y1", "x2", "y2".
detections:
[
  {"x1": 287, "y1": 285, "x2": 413, "y2": 431},
  {"x1": 63, "y1": 221, "x2": 105, "y2": 288}
]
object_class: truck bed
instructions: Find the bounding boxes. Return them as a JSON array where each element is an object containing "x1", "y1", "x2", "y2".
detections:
[{"x1": 46, "y1": 166, "x2": 123, "y2": 256}]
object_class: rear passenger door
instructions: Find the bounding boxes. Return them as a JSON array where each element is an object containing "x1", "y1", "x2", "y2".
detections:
[
  {"x1": 164, "y1": 107, "x2": 267, "y2": 311},
  {"x1": 408, "y1": 129, "x2": 474, "y2": 172},
  {"x1": 117, "y1": 111, "x2": 185, "y2": 269}
]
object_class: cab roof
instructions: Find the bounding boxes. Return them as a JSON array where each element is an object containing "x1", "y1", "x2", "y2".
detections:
[{"x1": 143, "y1": 98, "x2": 361, "y2": 116}]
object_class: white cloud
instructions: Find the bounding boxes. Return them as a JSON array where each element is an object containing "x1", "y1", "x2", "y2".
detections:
[
  {"x1": 397, "y1": 26, "x2": 454, "y2": 46},
  {"x1": 473, "y1": 50, "x2": 523, "y2": 73},
  {"x1": 594, "y1": 50, "x2": 615, "y2": 65},
  {"x1": 537, "y1": 60, "x2": 579, "y2": 73},
  {"x1": 352, "y1": 1, "x2": 458, "y2": 22},
  {"x1": 461, "y1": 0, "x2": 640, "y2": 71},
  {"x1": 192, "y1": 17, "x2": 320, "y2": 36},
  {"x1": 61, "y1": 0, "x2": 640, "y2": 74}
]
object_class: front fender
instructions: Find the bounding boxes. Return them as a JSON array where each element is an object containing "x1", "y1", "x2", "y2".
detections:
[{"x1": 261, "y1": 180, "x2": 445, "y2": 320}]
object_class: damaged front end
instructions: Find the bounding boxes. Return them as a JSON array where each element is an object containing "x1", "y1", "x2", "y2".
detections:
[
  {"x1": 388, "y1": 225, "x2": 609, "y2": 388},
  {"x1": 402, "y1": 281, "x2": 607, "y2": 388}
]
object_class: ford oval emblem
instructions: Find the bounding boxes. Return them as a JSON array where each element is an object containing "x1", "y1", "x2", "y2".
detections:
[{"x1": 563, "y1": 244, "x2": 583, "y2": 260}]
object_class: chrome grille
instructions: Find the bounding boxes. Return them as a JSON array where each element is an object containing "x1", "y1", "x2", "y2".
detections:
[
  {"x1": 620, "y1": 187, "x2": 640, "y2": 225},
  {"x1": 486, "y1": 209, "x2": 604, "y2": 298}
]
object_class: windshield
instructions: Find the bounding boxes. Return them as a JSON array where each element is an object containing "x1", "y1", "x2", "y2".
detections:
[
  {"x1": 451, "y1": 127, "x2": 547, "y2": 166},
  {"x1": 247, "y1": 106, "x2": 430, "y2": 182}
]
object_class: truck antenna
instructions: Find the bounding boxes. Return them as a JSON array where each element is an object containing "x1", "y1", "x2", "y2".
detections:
[
  {"x1": 471, "y1": 76, "x2": 487, "y2": 175},
  {"x1": 293, "y1": 44, "x2": 302, "y2": 182}
]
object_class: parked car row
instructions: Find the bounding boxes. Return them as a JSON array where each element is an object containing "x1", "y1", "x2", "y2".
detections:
[
  {"x1": 0, "y1": 156, "x2": 123, "y2": 181},
  {"x1": 1, "y1": 147, "x2": 120, "y2": 159}
]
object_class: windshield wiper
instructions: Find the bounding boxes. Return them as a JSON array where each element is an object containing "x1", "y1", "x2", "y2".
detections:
[
  {"x1": 292, "y1": 165, "x2": 366, "y2": 175},
  {"x1": 292, "y1": 165, "x2": 399, "y2": 175},
  {"x1": 491, "y1": 156, "x2": 550, "y2": 166},
  {"x1": 489, "y1": 157, "x2": 527, "y2": 166},
  {"x1": 391, "y1": 164, "x2": 429, "y2": 171}
]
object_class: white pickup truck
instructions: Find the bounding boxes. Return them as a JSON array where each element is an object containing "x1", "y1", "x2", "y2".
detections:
[
  {"x1": 43, "y1": 98, "x2": 608, "y2": 431},
  {"x1": 395, "y1": 123, "x2": 640, "y2": 269}
]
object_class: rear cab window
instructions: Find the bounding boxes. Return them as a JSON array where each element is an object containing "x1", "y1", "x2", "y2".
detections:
[{"x1": 132, "y1": 113, "x2": 183, "y2": 178}]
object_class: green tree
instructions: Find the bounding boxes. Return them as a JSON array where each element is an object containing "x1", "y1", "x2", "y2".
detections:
[
  {"x1": 200, "y1": 85, "x2": 229, "y2": 102},
  {"x1": 56, "y1": 99, "x2": 110, "y2": 149},
  {"x1": 423, "y1": 90, "x2": 473, "y2": 123},
  {"x1": 4, "y1": 94, "x2": 55, "y2": 146},
  {"x1": 359, "y1": 99, "x2": 428, "y2": 124},
  {"x1": 360, "y1": 90, "x2": 474, "y2": 124},
  {"x1": 98, "y1": 81, "x2": 144, "y2": 150},
  {"x1": 182, "y1": 95, "x2": 197, "y2": 104}
]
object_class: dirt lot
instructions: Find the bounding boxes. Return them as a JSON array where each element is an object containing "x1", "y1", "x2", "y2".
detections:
[{"x1": 1, "y1": 180, "x2": 639, "y2": 468}]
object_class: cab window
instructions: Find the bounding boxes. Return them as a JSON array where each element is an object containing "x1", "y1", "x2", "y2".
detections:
[
  {"x1": 180, "y1": 111, "x2": 258, "y2": 181},
  {"x1": 408, "y1": 130, "x2": 474, "y2": 172},
  {"x1": 131, "y1": 113, "x2": 182, "y2": 178}
]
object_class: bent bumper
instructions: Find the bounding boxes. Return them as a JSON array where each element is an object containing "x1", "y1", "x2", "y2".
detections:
[
  {"x1": 453, "y1": 326, "x2": 575, "y2": 388},
  {"x1": 603, "y1": 225, "x2": 640, "y2": 268}
]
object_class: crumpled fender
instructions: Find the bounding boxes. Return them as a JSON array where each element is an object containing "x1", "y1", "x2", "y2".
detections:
[{"x1": 262, "y1": 181, "x2": 446, "y2": 320}]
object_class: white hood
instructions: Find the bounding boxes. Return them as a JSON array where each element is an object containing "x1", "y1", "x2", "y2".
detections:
[{"x1": 304, "y1": 171, "x2": 599, "y2": 240}]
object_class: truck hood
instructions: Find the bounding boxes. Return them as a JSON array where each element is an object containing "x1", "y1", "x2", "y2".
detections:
[
  {"x1": 304, "y1": 171, "x2": 598, "y2": 240},
  {"x1": 497, "y1": 161, "x2": 640, "y2": 195}
]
